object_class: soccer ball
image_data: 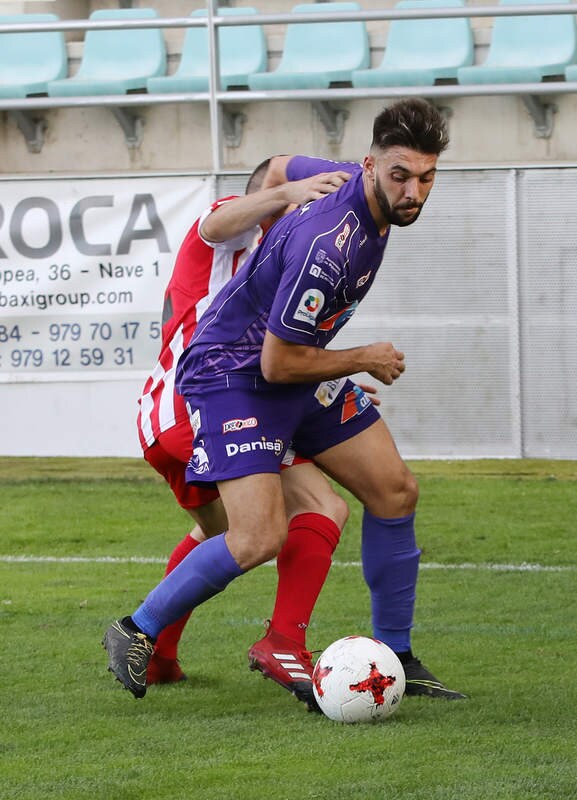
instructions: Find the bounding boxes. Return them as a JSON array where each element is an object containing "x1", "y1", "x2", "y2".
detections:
[{"x1": 312, "y1": 636, "x2": 405, "y2": 723}]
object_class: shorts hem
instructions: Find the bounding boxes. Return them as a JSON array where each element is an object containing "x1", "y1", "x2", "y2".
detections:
[
  {"x1": 297, "y1": 405, "x2": 381, "y2": 457},
  {"x1": 186, "y1": 463, "x2": 282, "y2": 485}
]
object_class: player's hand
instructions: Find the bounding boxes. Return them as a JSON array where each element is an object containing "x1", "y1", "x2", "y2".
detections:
[
  {"x1": 285, "y1": 171, "x2": 351, "y2": 206},
  {"x1": 356, "y1": 382, "x2": 381, "y2": 406},
  {"x1": 364, "y1": 342, "x2": 406, "y2": 386}
]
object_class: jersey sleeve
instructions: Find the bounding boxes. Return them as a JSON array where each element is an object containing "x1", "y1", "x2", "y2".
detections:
[
  {"x1": 286, "y1": 155, "x2": 361, "y2": 181},
  {"x1": 266, "y1": 217, "x2": 345, "y2": 345},
  {"x1": 197, "y1": 197, "x2": 259, "y2": 252}
]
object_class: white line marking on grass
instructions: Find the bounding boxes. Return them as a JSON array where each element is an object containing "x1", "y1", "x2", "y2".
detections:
[{"x1": 0, "y1": 555, "x2": 574, "y2": 572}]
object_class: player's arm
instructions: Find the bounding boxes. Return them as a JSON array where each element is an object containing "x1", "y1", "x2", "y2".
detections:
[
  {"x1": 261, "y1": 155, "x2": 359, "y2": 190},
  {"x1": 260, "y1": 155, "x2": 292, "y2": 189},
  {"x1": 261, "y1": 331, "x2": 405, "y2": 388},
  {"x1": 200, "y1": 172, "x2": 351, "y2": 244}
]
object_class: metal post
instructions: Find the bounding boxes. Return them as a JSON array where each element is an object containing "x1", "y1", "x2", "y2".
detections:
[
  {"x1": 207, "y1": 0, "x2": 223, "y2": 172},
  {"x1": 507, "y1": 169, "x2": 524, "y2": 456}
]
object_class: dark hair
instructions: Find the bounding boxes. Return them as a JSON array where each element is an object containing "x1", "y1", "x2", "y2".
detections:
[
  {"x1": 245, "y1": 157, "x2": 272, "y2": 194},
  {"x1": 371, "y1": 98, "x2": 449, "y2": 156}
]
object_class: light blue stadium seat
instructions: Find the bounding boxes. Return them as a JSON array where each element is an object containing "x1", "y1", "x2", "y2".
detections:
[
  {"x1": 458, "y1": 0, "x2": 577, "y2": 84},
  {"x1": 248, "y1": 2, "x2": 370, "y2": 90},
  {"x1": 0, "y1": 14, "x2": 67, "y2": 98},
  {"x1": 147, "y1": 7, "x2": 266, "y2": 93},
  {"x1": 352, "y1": 0, "x2": 473, "y2": 88},
  {"x1": 565, "y1": 56, "x2": 577, "y2": 79},
  {"x1": 47, "y1": 8, "x2": 166, "y2": 96}
]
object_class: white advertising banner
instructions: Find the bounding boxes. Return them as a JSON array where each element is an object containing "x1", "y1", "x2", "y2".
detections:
[{"x1": 0, "y1": 175, "x2": 213, "y2": 380}]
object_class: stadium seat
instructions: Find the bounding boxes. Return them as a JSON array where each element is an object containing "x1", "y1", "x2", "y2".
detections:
[
  {"x1": 147, "y1": 7, "x2": 266, "y2": 93},
  {"x1": 457, "y1": 0, "x2": 577, "y2": 84},
  {"x1": 565, "y1": 57, "x2": 577, "y2": 79},
  {"x1": 248, "y1": 2, "x2": 370, "y2": 90},
  {"x1": 0, "y1": 13, "x2": 67, "y2": 98},
  {"x1": 352, "y1": 0, "x2": 474, "y2": 88},
  {"x1": 47, "y1": 8, "x2": 166, "y2": 96}
]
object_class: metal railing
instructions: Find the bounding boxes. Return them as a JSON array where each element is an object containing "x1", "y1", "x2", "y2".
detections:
[{"x1": 1, "y1": 2, "x2": 577, "y2": 162}]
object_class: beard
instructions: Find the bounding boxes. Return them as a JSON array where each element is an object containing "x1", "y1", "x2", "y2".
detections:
[{"x1": 374, "y1": 174, "x2": 424, "y2": 228}]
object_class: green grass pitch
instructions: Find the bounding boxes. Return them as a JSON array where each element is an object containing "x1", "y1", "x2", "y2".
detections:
[{"x1": 1, "y1": 457, "x2": 576, "y2": 800}]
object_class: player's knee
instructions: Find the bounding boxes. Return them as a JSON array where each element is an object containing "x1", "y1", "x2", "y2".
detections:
[
  {"x1": 228, "y1": 524, "x2": 287, "y2": 570},
  {"x1": 283, "y1": 479, "x2": 349, "y2": 531},
  {"x1": 367, "y1": 468, "x2": 419, "y2": 518},
  {"x1": 403, "y1": 471, "x2": 419, "y2": 511},
  {"x1": 252, "y1": 531, "x2": 287, "y2": 564},
  {"x1": 330, "y1": 491, "x2": 350, "y2": 531}
]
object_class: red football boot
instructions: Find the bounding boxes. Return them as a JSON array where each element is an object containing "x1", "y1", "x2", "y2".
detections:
[{"x1": 248, "y1": 624, "x2": 320, "y2": 712}]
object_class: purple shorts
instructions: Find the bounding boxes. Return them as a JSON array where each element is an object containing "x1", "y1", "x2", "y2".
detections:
[{"x1": 183, "y1": 374, "x2": 379, "y2": 485}]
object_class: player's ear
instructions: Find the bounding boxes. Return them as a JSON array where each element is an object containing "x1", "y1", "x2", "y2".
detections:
[{"x1": 363, "y1": 154, "x2": 375, "y2": 178}]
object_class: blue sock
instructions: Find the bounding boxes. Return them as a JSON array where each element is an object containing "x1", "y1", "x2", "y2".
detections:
[
  {"x1": 361, "y1": 510, "x2": 421, "y2": 653},
  {"x1": 132, "y1": 533, "x2": 243, "y2": 639}
]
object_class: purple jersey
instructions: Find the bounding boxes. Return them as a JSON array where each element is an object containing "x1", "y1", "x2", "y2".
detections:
[{"x1": 177, "y1": 159, "x2": 390, "y2": 390}]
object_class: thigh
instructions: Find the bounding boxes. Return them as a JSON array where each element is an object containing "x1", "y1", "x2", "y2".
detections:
[
  {"x1": 144, "y1": 439, "x2": 220, "y2": 510},
  {"x1": 187, "y1": 498, "x2": 228, "y2": 538},
  {"x1": 313, "y1": 417, "x2": 417, "y2": 517}
]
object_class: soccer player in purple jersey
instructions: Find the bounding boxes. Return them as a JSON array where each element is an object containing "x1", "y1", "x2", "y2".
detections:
[{"x1": 103, "y1": 98, "x2": 466, "y2": 705}]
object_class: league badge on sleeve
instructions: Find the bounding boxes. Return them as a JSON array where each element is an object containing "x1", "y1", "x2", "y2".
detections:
[{"x1": 293, "y1": 288, "x2": 325, "y2": 326}]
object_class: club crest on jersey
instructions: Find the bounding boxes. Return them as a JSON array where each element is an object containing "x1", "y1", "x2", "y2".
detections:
[
  {"x1": 222, "y1": 417, "x2": 258, "y2": 434},
  {"x1": 356, "y1": 270, "x2": 372, "y2": 288},
  {"x1": 341, "y1": 386, "x2": 371, "y2": 423},
  {"x1": 335, "y1": 223, "x2": 351, "y2": 251},
  {"x1": 294, "y1": 288, "x2": 325, "y2": 325}
]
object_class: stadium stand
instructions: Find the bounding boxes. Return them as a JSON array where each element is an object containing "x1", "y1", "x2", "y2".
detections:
[
  {"x1": 456, "y1": 0, "x2": 577, "y2": 137},
  {"x1": 352, "y1": 0, "x2": 474, "y2": 87},
  {"x1": 565, "y1": 60, "x2": 577, "y2": 79},
  {"x1": 247, "y1": 2, "x2": 370, "y2": 89},
  {"x1": 46, "y1": 7, "x2": 166, "y2": 146},
  {"x1": 0, "y1": 13, "x2": 67, "y2": 98},
  {"x1": 457, "y1": 0, "x2": 577, "y2": 84},
  {"x1": 2, "y1": 2, "x2": 577, "y2": 163},
  {"x1": 146, "y1": 6, "x2": 267, "y2": 93},
  {"x1": 0, "y1": 12, "x2": 67, "y2": 153},
  {"x1": 47, "y1": 7, "x2": 167, "y2": 96}
]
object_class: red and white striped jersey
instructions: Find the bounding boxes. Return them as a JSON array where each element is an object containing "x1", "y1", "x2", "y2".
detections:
[{"x1": 137, "y1": 197, "x2": 258, "y2": 450}]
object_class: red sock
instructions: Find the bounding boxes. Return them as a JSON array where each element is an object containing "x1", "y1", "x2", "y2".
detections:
[
  {"x1": 270, "y1": 513, "x2": 341, "y2": 647},
  {"x1": 153, "y1": 533, "x2": 201, "y2": 660}
]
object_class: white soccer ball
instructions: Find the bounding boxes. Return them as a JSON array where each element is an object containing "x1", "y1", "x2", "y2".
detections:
[{"x1": 312, "y1": 635, "x2": 405, "y2": 723}]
